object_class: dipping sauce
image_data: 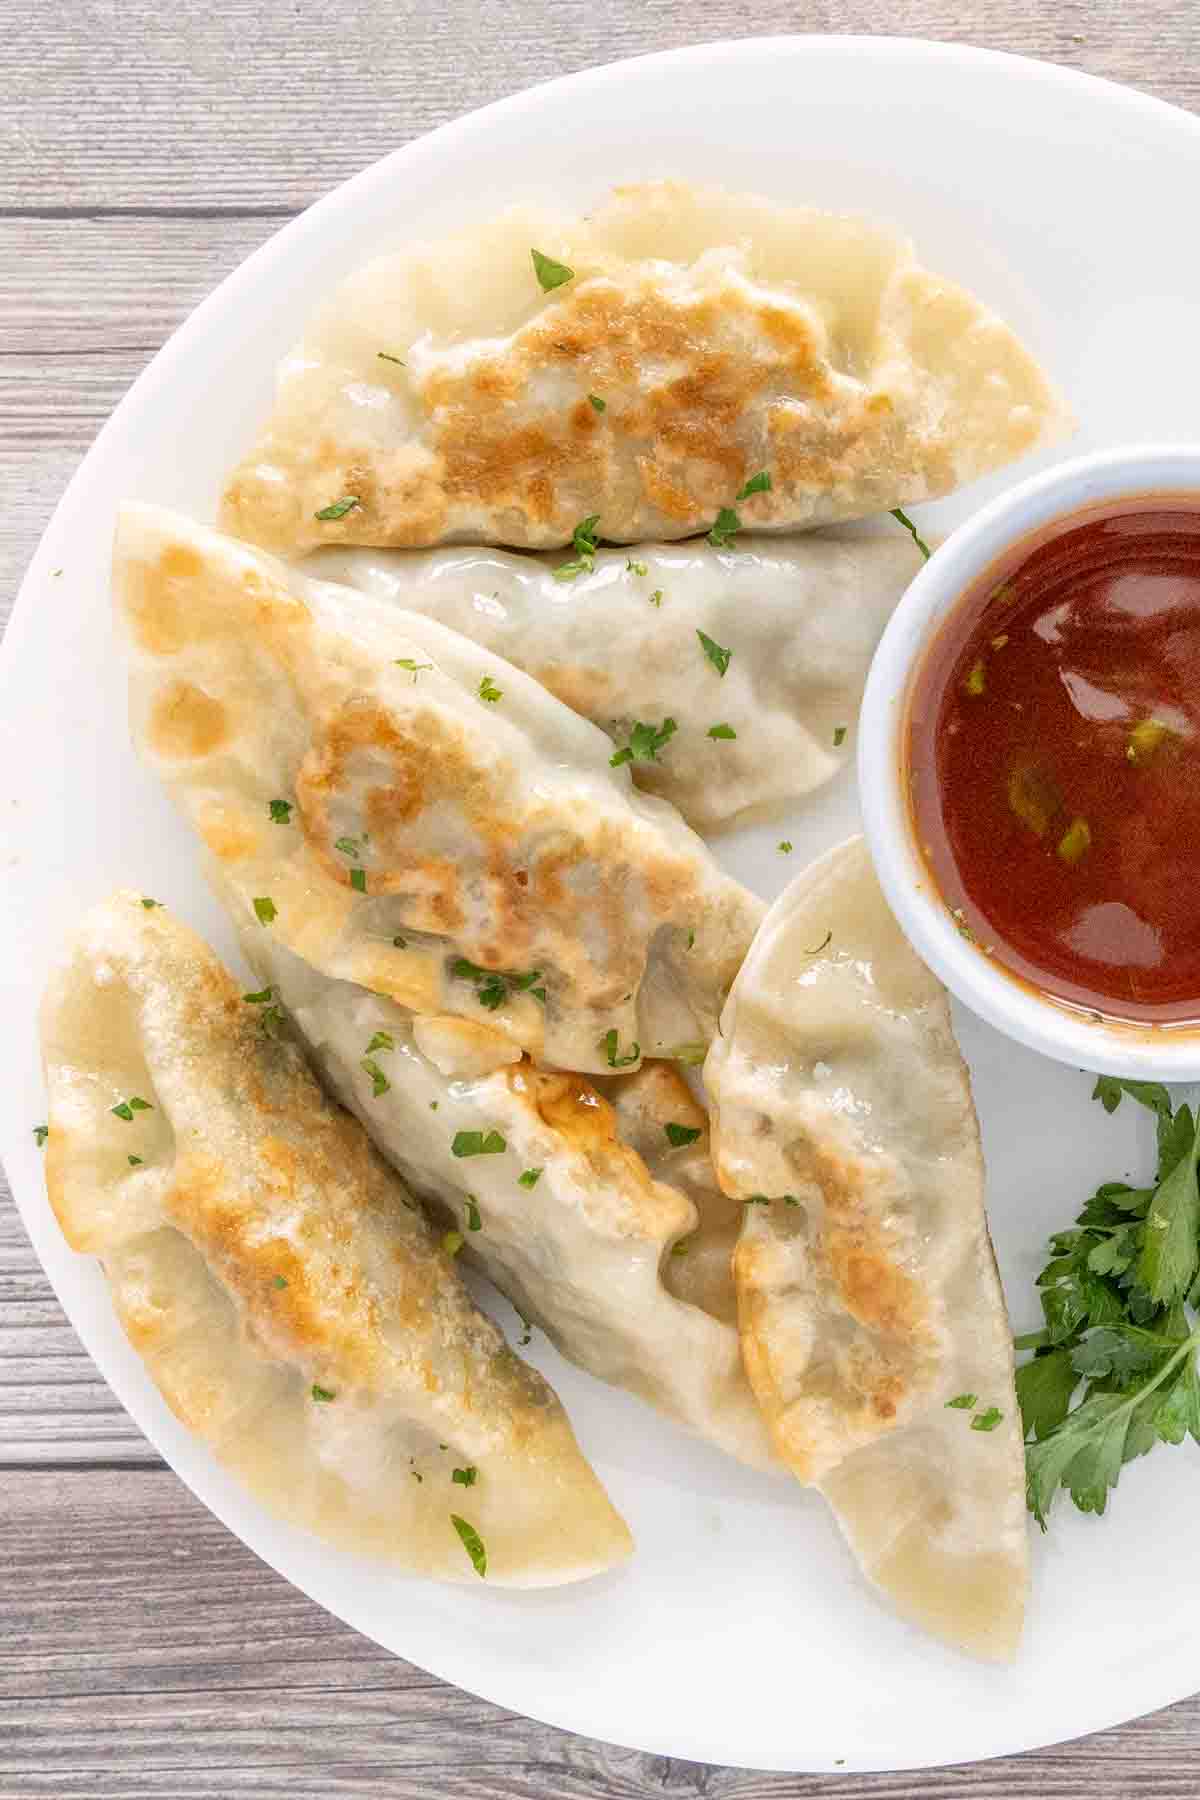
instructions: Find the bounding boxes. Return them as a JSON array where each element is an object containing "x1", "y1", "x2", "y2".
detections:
[{"x1": 908, "y1": 497, "x2": 1200, "y2": 1022}]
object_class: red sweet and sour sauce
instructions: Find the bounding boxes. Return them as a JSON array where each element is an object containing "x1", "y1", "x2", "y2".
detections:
[{"x1": 907, "y1": 496, "x2": 1200, "y2": 1023}]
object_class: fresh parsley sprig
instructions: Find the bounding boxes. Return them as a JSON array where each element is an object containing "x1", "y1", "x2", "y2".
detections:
[{"x1": 1017, "y1": 1078, "x2": 1200, "y2": 1526}]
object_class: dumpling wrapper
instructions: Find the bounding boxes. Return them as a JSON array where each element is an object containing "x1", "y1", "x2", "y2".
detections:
[
  {"x1": 114, "y1": 504, "x2": 763, "y2": 1075},
  {"x1": 40, "y1": 892, "x2": 632, "y2": 1586},
  {"x1": 237, "y1": 927, "x2": 774, "y2": 1470},
  {"x1": 220, "y1": 180, "x2": 1070, "y2": 555},
  {"x1": 306, "y1": 532, "x2": 924, "y2": 831},
  {"x1": 703, "y1": 837, "x2": 1028, "y2": 1659}
]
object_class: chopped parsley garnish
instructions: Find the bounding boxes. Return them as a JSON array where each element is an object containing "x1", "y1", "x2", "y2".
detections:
[
  {"x1": 610, "y1": 717, "x2": 677, "y2": 767},
  {"x1": 253, "y1": 897, "x2": 277, "y2": 926},
  {"x1": 111, "y1": 1097, "x2": 152, "y2": 1122},
  {"x1": 971, "y1": 1407, "x2": 1004, "y2": 1432},
  {"x1": 377, "y1": 350, "x2": 406, "y2": 365},
  {"x1": 833, "y1": 725, "x2": 847, "y2": 748},
  {"x1": 588, "y1": 393, "x2": 606, "y2": 413},
  {"x1": 478, "y1": 675, "x2": 503, "y2": 704},
  {"x1": 685, "y1": 930, "x2": 695, "y2": 950},
  {"x1": 311, "y1": 1384, "x2": 336, "y2": 1402},
  {"x1": 963, "y1": 659, "x2": 986, "y2": 697},
  {"x1": 273, "y1": 1275, "x2": 288, "y2": 1289},
  {"x1": 707, "y1": 723, "x2": 736, "y2": 740},
  {"x1": 365, "y1": 1031, "x2": 394, "y2": 1055},
  {"x1": 671, "y1": 1240, "x2": 689, "y2": 1257},
  {"x1": 452, "y1": 1465, "x2": 478, "y2": 1487},
  {"x1": 697, "y1": 630, "x2": 732, "y2": 677},
  {"x1": 349, "y1": 867, "x2": 367, "y2": 893},
  {"x1": 1057, "y1": 817, "x2": 1092, "y2": 866},
  {"x1": 600, "y1": 1029, "x2": 639, "y2": 1068},
  {"x1": 736, "y1": 470, "x2": 772, "y2": 501},
  {"x1": 314, "y1": 496, "x2": 361, "y2": 522},
  {"x1": 626, "y1": 559, "x2": 648, "y2": 577},
  {"x1": 778, "y1": 841, "x2": 793, "y2": 855},
  {"x1": 518, "y1": 1168, "x2": 542, "y2": 1189},
  {"x1": 395, "y1": 658, "x2": 432, "y2": 680},
  {"x1": 443, "y1": 1229, "x2": 464, "y2": 1257},
  {"x1": 464, "y1": 1196, "x2": 482, "y2": 1232},
  {"x1": 890, "y1": 506, "x2": 932, "y2": 559},
  {"x1": 452, "y1": 1129, "x2": 506, "y2": 1158},
  {"x1": 268, "y1": 798, "x2": 293, "y2": 824},
  {"x1": 946, "y1": 1393, "x2": 977, "y2": 1410},
  {"x1": 335, "y1": 836, "x2": 362, "y2": 858},
  {"x1": 393, "y1": 936, "x2": 407, "y2": 949},
  {"x1": 744, "y1": 1194, "x2": 771, "y2": 1206},
  {"x1": 1017, "y1": 1079, "x2": 1200, "y2": 1526},
  {"x1": 531, "y1": 248, "x2": 574, "y2": 292},
  {"x1": 128, "y1": 1154, "x2": 143, "y2": 1167},
  {"x1": 362, "y1": 1057, "x2": 390, "y2": 1097},
  {"x1": 140, "y1": 896, "x2": 160, "y2": 909},
  {"x1": 664, "y1": 1123, "x2": 702, "y2": 1148},
  {"x1": 649, "y1": 589, "x2": 663, "y2": 607},
  {"x1": 243, "y1": 987, "x2": 274, "y2": 1005},
  {"x1": 708, "y1": 507, "x2": 742, "y2": 549},
  {"x1": 33, "y1": 1124, "x2": 48, "y2": 1147},
  {"x1": 452, "y1": 958, "x2": 543, "y2": 1012},
  {"x1": 553, "y1": 514, "x2": 602, "y2": 582},
  {"x1": 450, "y1": 1513, "x2": 488, "y2": 1577}
]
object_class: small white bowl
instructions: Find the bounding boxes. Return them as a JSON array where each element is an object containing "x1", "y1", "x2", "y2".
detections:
[{"x1": 859, "y1": 444, "x2": 1200, "y2": 1081}]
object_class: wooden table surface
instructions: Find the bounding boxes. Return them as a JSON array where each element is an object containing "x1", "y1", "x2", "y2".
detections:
[{"x1": 6, "y1": 5, "x2": 1200, "y2": 1794}]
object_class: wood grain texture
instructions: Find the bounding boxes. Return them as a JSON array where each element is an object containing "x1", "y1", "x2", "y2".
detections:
[{"x1": 4, "y1": 0, "x2": 1200, "y2": 1791}]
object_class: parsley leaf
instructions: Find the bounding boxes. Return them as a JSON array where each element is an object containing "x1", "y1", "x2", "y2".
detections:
[
  {"x1": 945, "y1": 1393, "x2": 977, "y2": 1410},
  {"x1": 268, "y1": 798, "x2": 293, "y2": 824},
  {"x1": 664, "y1": 1122, "x2": 702, "y2": 1148},
  {"x1": 626, "y1": 558, "x2": 648, "y2": 577},
  {"x1": 610, "y1": 717, "x2": 677, "y2": 767},
  {"x1": 649, "y1": 589, "x2": 664, "y2": 607},
  {"x1": 33, "y1": 1125, "x2": 48, "y2": 1147},
  {"x1": 478, "y1": 675, "x2": 503, "y2": 704},
  {"x1": 377, "y1": 350, "x2": 406, "y2": 365},
  {"x1": 311, "y1": 1384, "x2": 336, "y2": 1402},
  {"x1": 588, "y1": 393, "x2": 606, "y2": 413},
  {"x1": 395, "y1": 658, "x2": 432, "y2": 680},
  {"x1": 696, "y1": 630, "x2": 732, "y2": 677},
  {"x1": 443, "y1": 1229, "x2": 464, "y2": 1257},
  {"x1": 253, "y1": 897, "x2": 277, "y2": 926},
  {"x1": 450, "y1": 1513, "x2": 488, "y2": 1577},
  {"x1": 366, "y1": 1031, "x2": 394, "y2": 1055},
  {"x1": 553, "y1": 514, "x2": 602, "y2": 582},
  {"x1": 111, "y1": 1097, "x2": 152, "y2": 1121},
  {"x1": 833, "y1": 725, "x2": 848, "y2": 748},
  {"x1": 464, "y1": 1196, "x2": 482, "y2": 1232},
  {"x1": 349, "y1": 867, "x2": 367, "y2": 893},
  {"x1": 778, "y1": 841, "x2": 793, "y2": 854},
  {"x1": 314, "y1": 496, "x2": 361, "y2": 521},
  {"x1": 971, "y1": 1407, "x2": 1004, "y2": 1432},
  {"x1": 890, "y1": 507, "x2": 931, "y2": 559},
  {"x1": 708, "y1": 506, "x2": 742, "y2": 549},
  {"x1": 600, "y1": 1029, "x2": 639, "y2": 1069},
  {"x1": 127, "y1": 1154, "x2": 143, "y2": 1167},
  {"x1": 737, "y1": 470, "x2": 772, "y2": 501},
  {"x1": 451, "y1": 1130, "x2": 506, "y2": 1158},
  {"x1": 362, "y1": 1057, "x2": 390, "y2": 1097},
  {"x1": 531, "y1": 248, "x2": 574, "y2": 292},
  {"x1": 452, "y1": 1465, "x2": 478, "y2": 1487},
  {"x1": 452, "y1": 958, "x2": 542, "y2": 1012},
  {"x1": 1016, "y1": 1077, "x2": 1200, "y2": 1525},
  {"x1": 518, "y1": 1168, "x2": 542, "y2": 1189},
  {"x1": 707, "y1": 723, "x2": 736, "y2": 740}
]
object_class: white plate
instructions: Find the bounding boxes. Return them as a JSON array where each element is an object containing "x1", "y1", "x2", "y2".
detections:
[{"x1": 3, "y1": 34, "x2": 1200, "y2": 1775}]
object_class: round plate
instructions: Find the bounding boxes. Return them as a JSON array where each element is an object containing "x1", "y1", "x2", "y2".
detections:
[{"x1": 4, "y1": 35, "x2": 1200, "y2": 1775}]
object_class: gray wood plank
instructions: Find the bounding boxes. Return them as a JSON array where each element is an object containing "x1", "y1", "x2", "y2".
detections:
[
  {"x1": 6, "y1": 0, "x2": 1200, "y2": 1789},
  {"x1": 1, "y1": 1466, "x2": 1199, "y2": 1800}
]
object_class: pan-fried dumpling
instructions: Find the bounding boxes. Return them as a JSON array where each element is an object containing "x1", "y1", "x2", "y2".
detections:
[
  {"x1": 220, "y1": 181, "x2": 1070, "y2": 555},
  {"x1": 704, "y1": 837, "x2": 1028, "y2": 1658},
  {"x1": 307, "y1": 532, "x2": 924, "y2": 830},
  {"x1": 40, "y1": 892, "x2": 632, "y2": 1586},
  {"x1": 113, "y1": 504, "x2": 762, "y2": 1074},
  {"x1": 237, "y1": 928, "x2": 774, "y2": 1470}
]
